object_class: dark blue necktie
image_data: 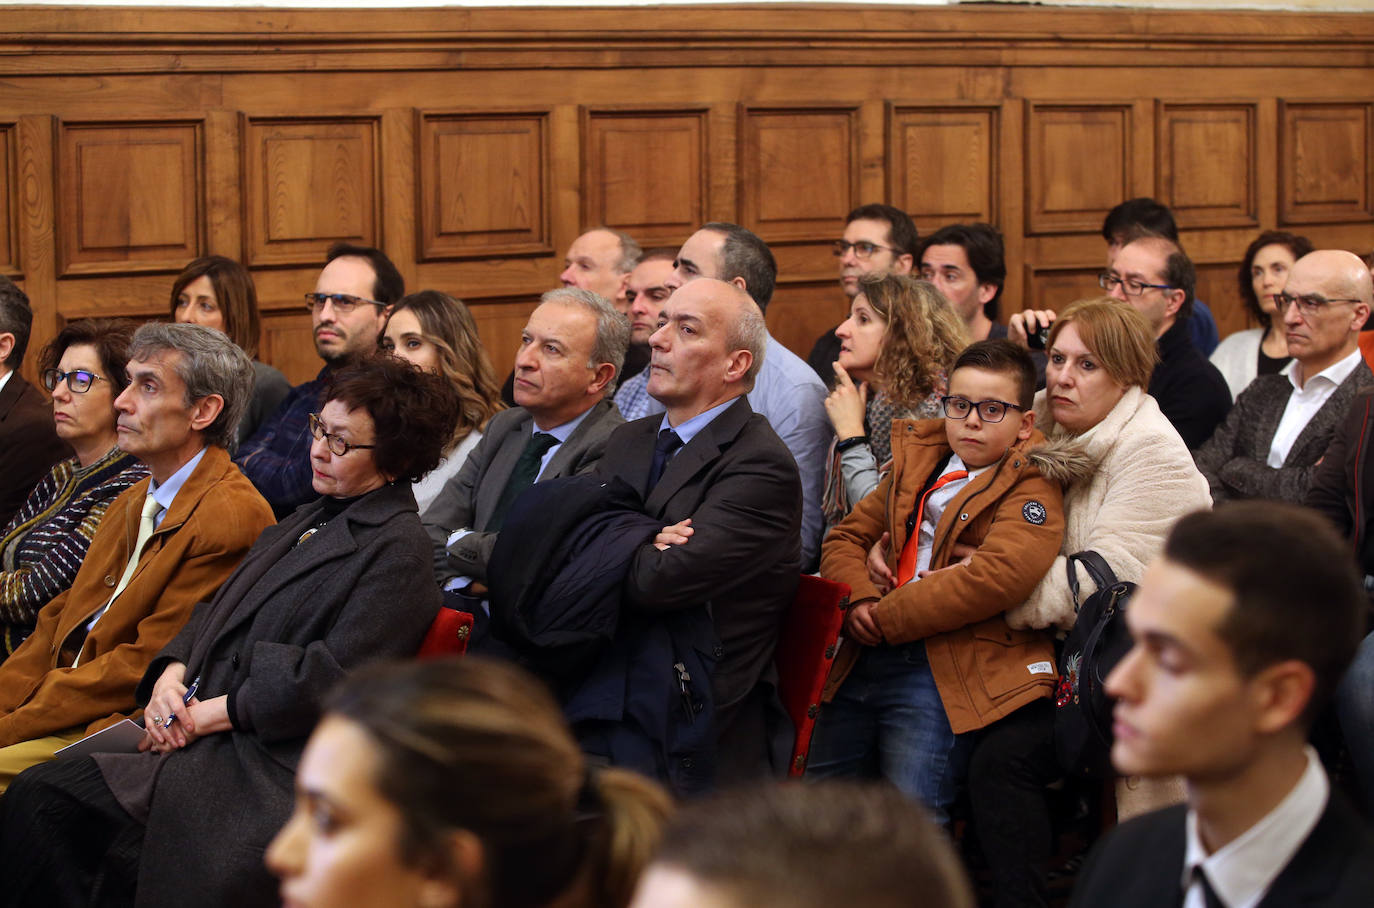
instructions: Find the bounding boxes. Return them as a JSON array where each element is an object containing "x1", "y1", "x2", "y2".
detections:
[{"x1": 647, "y1": 429, "x2": 684, "y2": 492}]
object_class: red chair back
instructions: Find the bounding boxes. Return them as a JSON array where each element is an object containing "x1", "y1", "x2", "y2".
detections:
[
  {"x1": 776, "y1": 574, "x2": 849, "y2": 777},
  {"x1": 417, "y1": 608, "x2": 475, "y2": 659}
]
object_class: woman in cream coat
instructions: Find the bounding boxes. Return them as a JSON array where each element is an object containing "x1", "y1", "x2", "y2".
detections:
[{"x1": 972, "y1": 297, "x2": 1212, "y2": 908}]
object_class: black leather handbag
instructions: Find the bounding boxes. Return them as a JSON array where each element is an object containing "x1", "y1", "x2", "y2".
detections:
[{"x1": 1053, "y1": 551, "x2": 1136, "y2": 778}]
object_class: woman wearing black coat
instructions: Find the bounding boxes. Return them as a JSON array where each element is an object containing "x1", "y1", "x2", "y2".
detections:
[{"x1": 0, "y1": 356, "x2": 460, "y2": 907}]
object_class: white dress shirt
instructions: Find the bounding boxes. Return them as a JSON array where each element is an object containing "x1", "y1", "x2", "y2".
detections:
[
  {"x1": 902, "y1": 454, "x2": 992, "y2": 582},
  {"x1": 1266, "y1": 349, "x2": 1363, "y2": 467},
  {"x1": 1181, "y1": 746, "x2": 1329, "y2": 908}
]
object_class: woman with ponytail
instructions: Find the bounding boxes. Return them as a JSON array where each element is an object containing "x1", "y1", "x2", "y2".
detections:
[{"x1": 267, "y1": 656, "x2": 674, "y2": 908}]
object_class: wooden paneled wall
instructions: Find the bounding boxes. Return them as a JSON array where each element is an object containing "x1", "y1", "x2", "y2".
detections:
[{"x1": 2, "y1": 5, "x2": 1372, "y2": 384}]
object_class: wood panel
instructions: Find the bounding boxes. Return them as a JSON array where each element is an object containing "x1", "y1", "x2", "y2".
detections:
[
  {"x1": 56, "y1": 120, "x2": 203, "y2": 276},
  {"x1": 888, "y1": 103, "x2": 1001, "y2": 232},
  {"x1": 1026, "y1": 103, "x2": 1135, "y2": 236},
  {"x1": 1157, "y1": 102, "x2": 1258, "y2": 229},
  {"x1": 582, "y1": 107, "x2": 707, "y2": 246},
  {"x1": 1279, "y1": 101, "x2": 1374, "y2": 225},
  {"x1": 0, "y1": 5, "x2": 1370, "y2": 389},
  {"x1": 0, "y1": 124, "x2": 15, "y2": 275},
  {"x1": 739, "y1": 105, "x2": 860, "y2": 242},
  {"x1": 243, "y1": 115, "x2": 381, "y2": 267},
  {"x1": 417, "y1": 111, "x2": 550, "y2": 261}
]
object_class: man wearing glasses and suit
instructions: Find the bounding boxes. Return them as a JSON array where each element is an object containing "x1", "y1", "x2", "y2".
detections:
[
  {"x1": 235, "y1": 243, "x2": 404, "y2": 517},
  {"x1": 1194, "y1": 249, "x2": 1374, "y2": 504}
]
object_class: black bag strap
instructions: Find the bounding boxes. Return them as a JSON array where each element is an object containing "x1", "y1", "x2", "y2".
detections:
[{"x1": 1066, "y1": 551, "x2": 1121, "y2": 612}]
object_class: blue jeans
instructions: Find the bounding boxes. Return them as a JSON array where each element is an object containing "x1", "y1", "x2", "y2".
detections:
[
  {"x1": 1337, "y1": 629, "x2": 1374, "y2": 814},
  {"x1": 807, "y1": 642, "x2": 971, "y2": 825}
]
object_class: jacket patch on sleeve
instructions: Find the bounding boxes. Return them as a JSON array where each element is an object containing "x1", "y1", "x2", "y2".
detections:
[{"x1": 1022, "y1": 500, "x2": 1047, "y2": 525}]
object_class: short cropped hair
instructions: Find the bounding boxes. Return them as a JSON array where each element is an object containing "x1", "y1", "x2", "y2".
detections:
[
  {"x1": 637, "y1": 246, "x2": 678, "y2": 266},
  {"x1": 168, "y1": 255, "x2": 263, "y2": 358},
  {"x1": 128, "y1": 323, "x2": 255, "y2": 450},
  {"x1": 952, "y1": 339, "x2": 1037, "y2": 410},
  {"x1": 845, "y1": 204, "x2": 919, "y2": 259},
  {"x1": 1164, "y1": 502, "x2": 1365, "y2": 729},
  {"x1": 701, "y1": 222, "x2": 778, "y2": 313},
  {"x1": 650, "y1": 781, "x2": 974, "y2": 908},
  {"x1": 1239, "y1": 231, "x2": 1315, "y2": 328},
  {"x1": 1102, "y1": 197, "x2": 1179, "y2": 245},
  {"x1": 919, "y1": 223, "x2": 1007, "y2": 319},
  {"x1": 539, "y1": 287, "x2": 630, "y2": 384},
  {"x1": 0, "y1": 276, "x2": 33, "y2": 369},
  {"x1": 600, "y1": 227, "x2": 642, "y2": 275},
  {"x1": 861, "y1": 273, "x2": 968, "y2": 410},
  {"x1": 323, "y1": 356, "x2": 460, "y2": 483},
  {"x1": 722, "y1": 285, "x2": 768, "y2": 387},
  {"x1": 40, "y1": 318, "x2": 139, "y2": 396},
  {"x1": 1046, "y1": 296, "x2": 1158, "y2": 391},
  {"x1": 325, "y1": 242, "x2": 405, "y2": 305},
  {"x1": 1163, "y1": 246, "x2": 1197, "y2": 324}
]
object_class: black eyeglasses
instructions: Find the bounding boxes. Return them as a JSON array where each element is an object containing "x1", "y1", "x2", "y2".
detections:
[
  {"x1": 1098, "y1": 273, "x2": 1172, "y2": 297},
  {"x1": 1274, "y1": 292, "x2": 1362, "y2": 318},
  {"x1": 42, "y1": 368, "x2": 107, "y2": 394},
  {"x1": 940, "y1": 396, "x2": 1025, "y2": 423},
  {"x1": 308, "y1": 413, "x2": 377, "y2": 457},
  {"x1": 832, "y1": 240, "x2": 896, "y2": 261},
  {"x1": 304, "y1": 292, "x2": 384, "y2": 315}
]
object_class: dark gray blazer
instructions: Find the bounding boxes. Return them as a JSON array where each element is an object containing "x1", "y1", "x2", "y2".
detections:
[
  {"x1": 596, "y1": 397, "x2": 802, "y2": 780},
  {"x1": 423, "y1": 397, "x2": 624, "y2": 584},
  {"x1": 1193, "y1": 359, "x2": 1374, "y2": 504},
  {"x1": 1070, "y1": 794, "x2": 1374, "y2": 908},
  {"x1": 95, "y1": 481, "x2": 440, "y2": 908}
]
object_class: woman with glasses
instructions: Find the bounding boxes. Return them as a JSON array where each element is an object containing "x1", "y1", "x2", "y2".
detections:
[
  {"x1": 1209, "y1": 231, "x2": 1314, "y2": 400},
  {"x1": 267, "y1": 657, "x2": 673, "y2": 908},
  {"x1": 822, "y1": 273, "x2": 968, "y2": 531},
  {"x1": 962, "y1": 297, "x2": 1211, "y2": 907},
  {"x1": 170, "y1": 255, "x2": 291, "y2": 447},
  {"x1": 0, "y1": 319, "x2": 147, "y2": 658},
  {"x1": 0, "y1": 356, "x2": 461, "y2": 907},
  {"x1": 379, "y1": 290, "x2": 504, "y2": 515}
]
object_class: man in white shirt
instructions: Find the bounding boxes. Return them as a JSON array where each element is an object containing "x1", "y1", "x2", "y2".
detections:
[
  {"x1": 1194, "y1": 249, "x2": 1374, "y2": 504},
  {"x1": 1070, "y1": 502, "x2": 1374, "y2": 908}
]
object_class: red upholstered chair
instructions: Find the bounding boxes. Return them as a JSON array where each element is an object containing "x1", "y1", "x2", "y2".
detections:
[
  {"x1": 417, "y1": 608, "x2": 475, "y2": 659},
  {"x1": 776, "y1": 574, "x2": 850, "y2": 777},
  {"x1": 1359, "y1": 331, "x2": 1374, "y2": 374}
]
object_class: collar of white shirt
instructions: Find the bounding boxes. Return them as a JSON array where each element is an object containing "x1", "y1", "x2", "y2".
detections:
[
  {"x1": 1282, "y1": 347, "x2": 1363, "y2": 394},
  {"x1": 1181, "y1": 745, "x2": 1328, "y2": 908}
]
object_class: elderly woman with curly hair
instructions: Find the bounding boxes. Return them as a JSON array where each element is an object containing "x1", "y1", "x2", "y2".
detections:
[
  {"x1": 822, "y1": 273, "x2": 969, "y2": 530},
  {"x1": 0, "y1": 355, "x2": 462, "y2": 908}
]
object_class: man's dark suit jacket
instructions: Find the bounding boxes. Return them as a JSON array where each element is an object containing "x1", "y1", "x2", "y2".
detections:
[
  {"x1": 597, "y1": 396, "x2": 803, "y2": 782},
  {"x1": 1194, "y1": 357, "x2": 1374, "y2": 504},
  {"x1": 422, "y1": 398, "x2": 624, "y2": 584},
  {"x1": 1307, "y1": 389, "x2": 1374, "y2": 580},
  {"x1": 1070, "y1": 793, "x2": 1374, "y2": 907},
  {"x1": 0, "y1": 372, "x2": 71, "y2": 528}
]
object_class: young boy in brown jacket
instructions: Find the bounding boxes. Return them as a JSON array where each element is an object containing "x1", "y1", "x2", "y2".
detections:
[{"x1": 809, "y1": 339, "x2": 1064, "y2": 824}]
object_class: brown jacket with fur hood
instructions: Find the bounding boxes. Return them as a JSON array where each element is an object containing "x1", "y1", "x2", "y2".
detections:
[{"x1": 821, "y1": 418, "x2": 1064, "y2": 734}]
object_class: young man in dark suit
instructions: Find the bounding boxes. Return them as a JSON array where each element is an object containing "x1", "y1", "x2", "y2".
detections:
[
  {"x1": 1070, "y1": 502, "x2": 1374, "y2": 908},
  {"x1": 0, "y1": 276, "x2": 71, "y2": 528},
  {"x1": 598, "y1": 277, "x2": 803, "y2": 784}
]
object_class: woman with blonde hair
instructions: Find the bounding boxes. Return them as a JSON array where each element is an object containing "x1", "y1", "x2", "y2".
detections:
[
  {"x1": 823, "y1": 273, "x2": 968, "y2": 528},
  {"x1": 268, "y1": 656, "x2": 674, "y2": 908},
  {"x1": 967, "y1": 296, "x2": 1212, "y2": 907},
  {"x1": 381, "y1": 290, "x2": 505, "y2": 515}
]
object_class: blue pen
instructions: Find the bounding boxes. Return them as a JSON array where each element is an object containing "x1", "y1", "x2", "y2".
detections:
[{"x1": 162, "y1": 675, "x2": 201, "y2": 729}]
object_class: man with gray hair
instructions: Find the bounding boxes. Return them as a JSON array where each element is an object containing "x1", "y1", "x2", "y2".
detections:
[
  {"x1": 0, "y1": 276, "x2": 71, "y2": 528},
  {"x1": 598, "y1": 278, "x2": 803, "y2": 782},
  {"x1": 560, "y1": 226, "x2": 641, "y2": 314},
  {"x1": 0, "y1": 323, "x2": 274, "y2": 785},
  {"x1": 424, "y1": 287, "x2": 627, "y2": 590}
]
